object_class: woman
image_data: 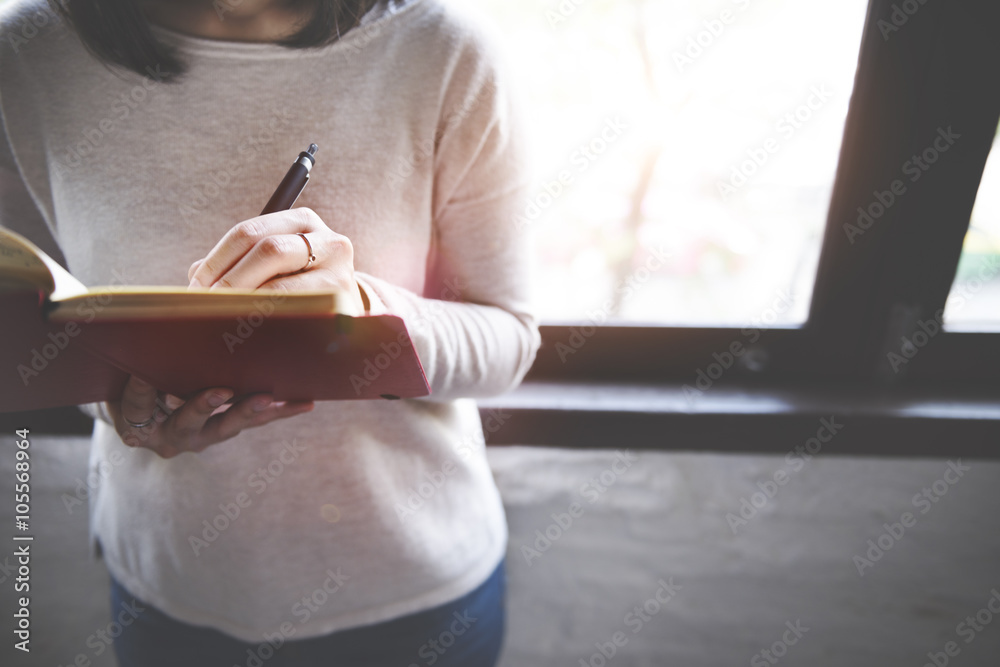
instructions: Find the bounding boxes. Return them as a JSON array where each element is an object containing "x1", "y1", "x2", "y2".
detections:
[{"x1": 0, "y1": 0, "x2": 538, "y2": 664}]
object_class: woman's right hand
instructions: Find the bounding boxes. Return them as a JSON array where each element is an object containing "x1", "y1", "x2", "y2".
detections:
[{"x1": 105, "y1": 375, "x2": 314, "y2": 458}]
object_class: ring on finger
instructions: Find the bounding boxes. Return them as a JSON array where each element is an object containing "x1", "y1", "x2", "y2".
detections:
[
  {"x1": 297, "y1": 232, "x2": 316, "y2": 273},
  {"x1": 123, "y1": 413, "x2": 157, "y2": 429}
]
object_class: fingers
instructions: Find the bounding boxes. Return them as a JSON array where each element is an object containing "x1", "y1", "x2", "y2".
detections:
[
  {"x1": 114, "y1": 383, "x2": 313, "y2": 459},
  {"x1": 196, "y1": 395, "x2": 314, "y2": 450},
  {"x1": 161, "y1": 388, "x2": 235, "y2": 444},
  {"x1": 113, "y1": 377, "x2": 181, "y2": 456},
  {"x1": 119, "y1": 376, "x2": 159, "y2": 429},
  {"x1": 161, "y1": 393, "x2": 187, "y2": 413},
  {"x1": 209, "y1": 233, "x2": 318, "y2": 290},
  {"x1": 187, "y1": 259, "x2": 204, "y2": 283},
  {"x1": 189, "y1": 209, "x2": 322, "y2": 288},
  {"x1": 261, "y1": 268, "x2": 366, "y2": 314}
]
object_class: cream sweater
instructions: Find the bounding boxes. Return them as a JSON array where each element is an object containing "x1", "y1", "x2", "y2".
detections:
[{"x1": 0, "y1": 0, "x2": 538, "y2": 641}]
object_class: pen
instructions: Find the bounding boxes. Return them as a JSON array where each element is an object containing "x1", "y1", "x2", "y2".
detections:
[{"x1": 259, "y1": 143, "x2": 318, "y2": 215}]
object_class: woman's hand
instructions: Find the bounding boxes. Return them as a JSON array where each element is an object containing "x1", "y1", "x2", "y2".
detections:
[
  {"x1": 187, "y1": 208, "x2": 365, "y2": 313},
  {"x1": 117, "y1": 207, "x2": 356, "y2": 457},
  {"x1": 106, "y1": 375, "x2": 314, "y2": 458}
]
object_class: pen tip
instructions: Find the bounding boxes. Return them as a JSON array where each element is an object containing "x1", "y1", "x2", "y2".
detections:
[{"x1": 308, "y1": 143, "x2": 318, "y2": 155}]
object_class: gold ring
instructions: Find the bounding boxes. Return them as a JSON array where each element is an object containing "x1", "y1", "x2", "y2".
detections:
[{"x1": 297, "y1": 232, "x2": 316, "y2": 272}]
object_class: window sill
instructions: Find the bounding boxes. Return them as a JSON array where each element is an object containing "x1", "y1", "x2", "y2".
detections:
[{"x1": 477, "y1": 380, "x2": 1000, "y2": 459}]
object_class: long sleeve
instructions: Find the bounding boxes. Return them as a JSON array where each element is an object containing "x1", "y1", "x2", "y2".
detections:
[{"x1": 355, "y1": 29, "x2": 540, "y2": 402}]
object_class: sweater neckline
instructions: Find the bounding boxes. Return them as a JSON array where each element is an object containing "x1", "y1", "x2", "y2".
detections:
[{"x1": 147, "y1": 0, "x2": 422, "y2": 60}]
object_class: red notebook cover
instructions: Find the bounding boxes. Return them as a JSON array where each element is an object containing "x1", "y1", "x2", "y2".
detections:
[{"x1": 0, "y1": 290, "x2": 430, "y2": 413}]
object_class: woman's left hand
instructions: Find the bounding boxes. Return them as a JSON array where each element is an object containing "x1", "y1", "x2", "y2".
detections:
[{"x1": 187, "y1": 208, "x2": 365, "y2": 313}]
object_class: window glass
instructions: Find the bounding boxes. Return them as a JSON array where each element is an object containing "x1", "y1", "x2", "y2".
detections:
[
  {"x1": 477, "y1": 0, "x2": 870, "y2": 325},
  {"x1": 943, "y1": 123, "x2": 1000, "y2": 332}
]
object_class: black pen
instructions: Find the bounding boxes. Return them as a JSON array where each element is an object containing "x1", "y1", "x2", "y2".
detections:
[{"x1": 259, "y1": 143, "x2": 318, "y2": 215}]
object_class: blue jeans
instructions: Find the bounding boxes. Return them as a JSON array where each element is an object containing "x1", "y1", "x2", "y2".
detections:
[{"x1": 109, "y1": 559, "x2": 506, "y2": 667}]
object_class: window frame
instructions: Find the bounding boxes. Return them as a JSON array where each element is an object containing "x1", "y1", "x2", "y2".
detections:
[{"x1": 527, "y1": 0, "x2": 1000, "y2": 389}]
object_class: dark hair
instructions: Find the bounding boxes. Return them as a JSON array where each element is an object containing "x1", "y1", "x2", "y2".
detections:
[{"x1": 48, "y1": 0, "x2": 377, "y2": 82}]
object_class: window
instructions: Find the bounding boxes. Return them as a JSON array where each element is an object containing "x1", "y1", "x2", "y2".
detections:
[
  {"x1": 468, "y1": 0, "x2": 1000, "y2": 388},
  {"x1": 943, "y1": 123, "x2": 1000, "y2": 332},
  {"x1": 467, "y1": 0, "x2": 1000, "y2": 458},
  {"x1": 480, "y1": 0, "x2": 870, "y2": 326}
]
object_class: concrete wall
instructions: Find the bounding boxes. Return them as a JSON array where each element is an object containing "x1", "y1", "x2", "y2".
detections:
[
  {"x1": 2, "y1": 437, "x2": 999, "y2": 666},
  {"x1": 491, "y1": 446, "x2": 1000, "y2": 667}
]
